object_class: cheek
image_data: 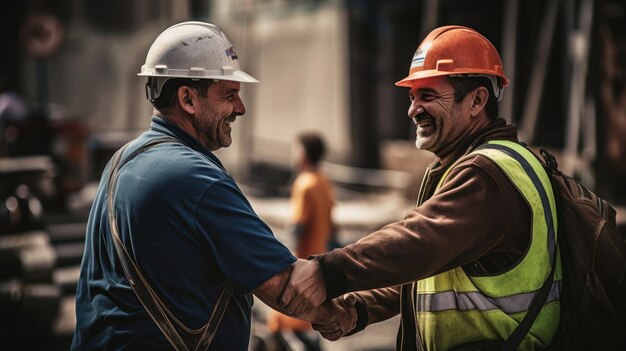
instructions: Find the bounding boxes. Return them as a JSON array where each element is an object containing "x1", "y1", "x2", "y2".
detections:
[
  {"x1": 217, "y1": 104, "x2": 233, "y2": 120},
  {"x1": 206, "y1": 106, "x2": 227, "y2": 127},
  {"x1": 423, "y1": 100, "x2": 447, "y2": 119}
]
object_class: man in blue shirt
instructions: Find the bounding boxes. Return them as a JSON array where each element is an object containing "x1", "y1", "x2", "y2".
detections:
[{"x1": 71, "y1": 21, "x2": 355, "y2": 350}]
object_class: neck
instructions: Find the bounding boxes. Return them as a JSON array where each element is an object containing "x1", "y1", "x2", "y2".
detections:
[
  {"x1": 300, "y1": 165, "x2": 317, "y2": 173},
  {"x1": 437, "y1": 116, "x2": 492, "y2": 165},
  {"x1": 298, "y1": 160, "x2": 318, "y2": 173},
  {"x1": 157, "y1": 109, "x2": 209, "y2": 149}
]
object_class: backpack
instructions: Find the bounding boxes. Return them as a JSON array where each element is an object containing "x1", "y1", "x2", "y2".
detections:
[
  {"x1": 538, "y1": 148, "x2": 626, "y2": 350},
  {"x1": 479, "y1": 142, "x2": 626, "y2": 350}
]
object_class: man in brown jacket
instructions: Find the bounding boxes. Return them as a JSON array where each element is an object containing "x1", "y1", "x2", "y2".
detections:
[{"x1": 280, "y1": 26, "x2": 561, "y2": 350}]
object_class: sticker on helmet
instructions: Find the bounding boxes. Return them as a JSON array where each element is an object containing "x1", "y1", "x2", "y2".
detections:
[
  {"x1": 225, "y1": 47, "x2": 238, "y2": 60},
  {"x1": 410, "y1": 43, "x2": 431, "y2": 68}
]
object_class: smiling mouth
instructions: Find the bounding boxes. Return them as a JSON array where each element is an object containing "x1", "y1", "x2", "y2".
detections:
[
  {"x1": 413, "y1": 113, "x2": 434, "y2": 128},
  {"x1": 224, "y1": 116, "x2": 236, "y2": 125}
]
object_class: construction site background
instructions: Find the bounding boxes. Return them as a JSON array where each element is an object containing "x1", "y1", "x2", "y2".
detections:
[{"x1": 1, "y1": 0, "x2": 625, "y2": 350}]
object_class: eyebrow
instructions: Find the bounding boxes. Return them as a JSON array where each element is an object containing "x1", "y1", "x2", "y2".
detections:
[
  {"x1": 412, "y1": 87, "x2": 438, "y2": 95},
  {"x1": 219, "y1": 85, "x2": 240, "y2": 95}
]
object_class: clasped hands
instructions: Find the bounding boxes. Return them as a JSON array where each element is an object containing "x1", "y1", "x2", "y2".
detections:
[{"x1": 279, "y1": 259, "x2": 357, "y2": 341}]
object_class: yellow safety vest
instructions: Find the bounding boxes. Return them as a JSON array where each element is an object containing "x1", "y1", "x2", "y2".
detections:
[{"x1": 414, "y1": 140, "x2": 562, "y2": 350}]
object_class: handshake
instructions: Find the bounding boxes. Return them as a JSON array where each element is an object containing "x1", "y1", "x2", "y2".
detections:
[{"x1": 278, "y1": 259, "x2": 358, "y2": 341}]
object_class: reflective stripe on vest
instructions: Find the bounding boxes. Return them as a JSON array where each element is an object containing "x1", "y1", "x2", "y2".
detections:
[
  {"x1": 417, "y1": 279, "x2": 561, "y2": 314},
  {"x1": 415, "y1": 140, "x2": 562, "y2": 351}
]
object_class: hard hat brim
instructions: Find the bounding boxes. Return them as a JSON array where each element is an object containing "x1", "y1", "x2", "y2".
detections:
[
  {"x1": 395, "y1": 69, "x2": 510, "y2": 88},
  {"x1": 138, "y1": 70, "x2": 259, "y2": 84}
]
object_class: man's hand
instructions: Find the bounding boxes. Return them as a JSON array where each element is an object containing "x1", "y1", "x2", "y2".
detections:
[
  {"x1": 279, "y1": 259, "x2": 326, "y2": 317},
  {"x1": 312, "y1": 294, "x2": 358, "y2": 341}
]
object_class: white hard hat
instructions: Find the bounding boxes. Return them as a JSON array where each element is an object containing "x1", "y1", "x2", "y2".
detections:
[{"x1": 138, "y1": 21, "x2": 258, "y2": 102}]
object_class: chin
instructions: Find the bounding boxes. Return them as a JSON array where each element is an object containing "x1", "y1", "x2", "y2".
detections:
[
  {"x1": 415, "y1": 139, "x2": 432, "y2": 151},
  {"x1": 217, "y1": 132, "x2": 232, "y2": 147}
]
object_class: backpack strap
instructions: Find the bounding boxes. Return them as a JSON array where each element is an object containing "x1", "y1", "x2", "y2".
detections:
[
  {"x1": 470, "y1": 141, "x2": 558, "y2": 351},
  {"x1": 106, "y1": 136, "x2": 234, "y2": 351}
]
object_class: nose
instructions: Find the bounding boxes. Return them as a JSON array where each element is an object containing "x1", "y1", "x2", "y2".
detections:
[
  {"x1": 408, "y1": 100, "x2": 424, "y2": 120},
  {"x1": 233, "y1": 95, "x2": 246, "y2": 116}
]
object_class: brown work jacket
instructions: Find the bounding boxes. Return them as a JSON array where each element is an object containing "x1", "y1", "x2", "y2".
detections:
[{"x1": 315, "y1": 119, "x2": 532, "y2": 350}]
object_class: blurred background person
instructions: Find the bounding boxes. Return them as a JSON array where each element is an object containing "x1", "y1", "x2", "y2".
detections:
[{"x1": 266, "y1": 132, "x2": 335, "y2": 351}]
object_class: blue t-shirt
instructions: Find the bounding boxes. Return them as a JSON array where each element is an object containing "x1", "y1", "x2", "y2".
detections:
[{"x1": 71, "y1": 117, "x2": 296, "y2": 350}]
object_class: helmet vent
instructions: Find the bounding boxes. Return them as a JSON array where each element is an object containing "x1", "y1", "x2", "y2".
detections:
[{"x1": 436, "y1": 59, "x2": 455, "y2": 72}]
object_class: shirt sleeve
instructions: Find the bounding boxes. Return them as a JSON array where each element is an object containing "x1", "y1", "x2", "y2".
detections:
[
  {"x1": 356, "y1": 286, "x2": 401, "y2": 326},
  {"x1": 316, "y1": 156, "x2": 522, "y2": 299},
  {"x1": 194, "y1": 179, "x2": 296, "y2": 293}
]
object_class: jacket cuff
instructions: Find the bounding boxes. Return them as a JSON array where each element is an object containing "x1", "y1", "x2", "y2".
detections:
[
  {"x1": 312, "y1": 252, "x2": 347, "y2": 300},
  {"x1": 345, "y1": 300, "x2": 368, "y2": 336}
]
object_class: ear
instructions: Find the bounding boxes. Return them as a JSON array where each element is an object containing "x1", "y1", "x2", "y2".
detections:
[
  {"x1": 177, "y1": 86, "x2": 196, "y2": 115},
  {"x1": 469, "y1": 86, "x2": 489, "y2": 118}
]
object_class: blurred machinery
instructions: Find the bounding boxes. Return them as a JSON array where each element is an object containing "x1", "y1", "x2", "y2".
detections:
[
  {"x1": 0, "y1": 87, "x2": 89, "y2": 348},
  {"x1": 0, "y1": 155, "x2": 61, "y2": 347}
]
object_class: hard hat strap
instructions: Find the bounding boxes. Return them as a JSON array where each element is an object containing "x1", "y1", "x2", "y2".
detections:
[
  {"x1": 448, "y1": 74, "x2": 504, "y2": 101},
  {"x1": 145, "y1": 76, "x2": 167, "y2": 103},
  {"x1": 146, "y1": 77, "x2": 224, "y2": 107},
  {"x1": 146, "y1": 77, "x2": 165, "y2": 104}
]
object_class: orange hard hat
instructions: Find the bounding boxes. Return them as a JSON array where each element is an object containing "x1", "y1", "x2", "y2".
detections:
[{"x1": 396, "y1": 25, "x2": 510, "y2": 93}]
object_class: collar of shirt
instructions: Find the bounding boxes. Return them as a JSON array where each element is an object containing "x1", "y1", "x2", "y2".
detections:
[{"x1": 149, "y1": 115, "x2": 227, "y2": 172}]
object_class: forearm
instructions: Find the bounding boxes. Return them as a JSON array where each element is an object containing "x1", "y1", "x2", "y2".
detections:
[
  {"x1": 340, "y1": 286, "x2": 401, "y2": 337},
  {"x1": 255, "y1": 259, "x2": 326, "y2": 321},
  {"x1": 358, "y1": 286, "x2": 401, "y2": 324},
  {"x1": 315, "y1": 221, "x2": 432, "y2": 299},
  {"x1": 253, "y1": 265, "x2": 293, "y2": 316}
]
